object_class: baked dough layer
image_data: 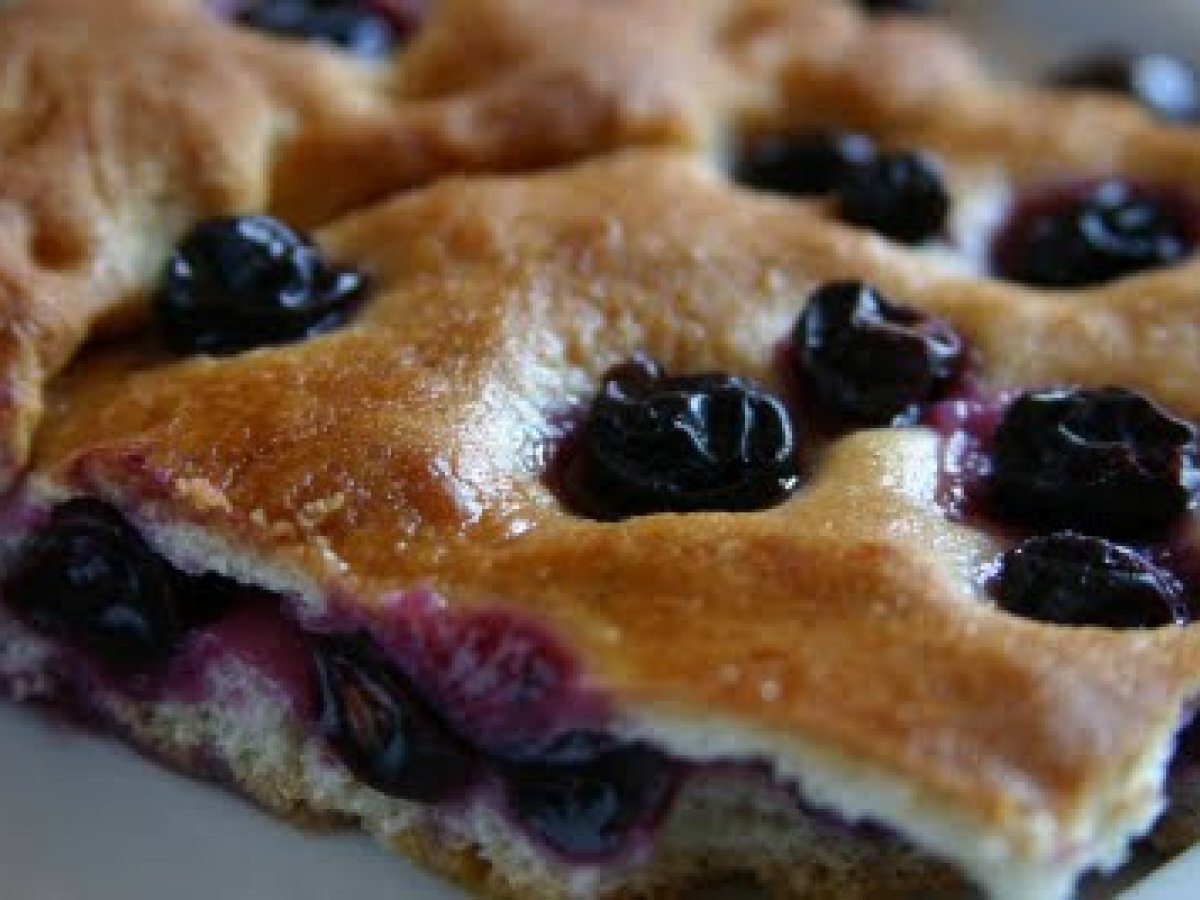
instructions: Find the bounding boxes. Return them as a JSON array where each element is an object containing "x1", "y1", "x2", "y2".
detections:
[{"x1": 12, "y1": 150, "x2": 1200, "y2": 898}]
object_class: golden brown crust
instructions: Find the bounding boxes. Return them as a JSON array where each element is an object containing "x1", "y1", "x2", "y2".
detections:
[
  {"x1": 0, "y1": 0, "x2": 981, "y2": 490},
  {"x1": 22, "y1": 151, "x2": 1200, "y2": 887},
  {"x1": 6, "y1": 2, "x2": 1200, "y2": 897}
]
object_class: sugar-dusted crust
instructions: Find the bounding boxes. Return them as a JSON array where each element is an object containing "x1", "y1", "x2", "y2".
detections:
[
  {"x1": 0, "y1": 0, "x2": 982, "y2": 488},
  {"x1": 12, "y1": 147, "x2": 1200, "y2": 898}
]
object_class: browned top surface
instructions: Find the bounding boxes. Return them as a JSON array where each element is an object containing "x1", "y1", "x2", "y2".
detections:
[
  {"x1": 0, "y1": 0, "x2": 980, "y2": 485},
  {"x1": 29, "y1": 150, "x2": 1200, "y2": 855}
]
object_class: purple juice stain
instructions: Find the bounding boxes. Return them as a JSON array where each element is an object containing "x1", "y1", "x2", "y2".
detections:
[
  {"x1": 924, "y1": 386, "x2": 1200, "y2": 623},
  {"x1": 920, "y1": 388, "x2": 1012, "y2": 524},
  {"x1": 361, "y1": 590, "x2": 612, "y2": 762}
]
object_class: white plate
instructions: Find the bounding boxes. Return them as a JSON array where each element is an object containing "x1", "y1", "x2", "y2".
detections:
[{"x1": 2, "y1": 3, "x2": 1200, "y2": 899}]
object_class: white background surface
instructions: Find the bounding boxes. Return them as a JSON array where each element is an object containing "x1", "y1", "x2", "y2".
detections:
[{"x1": 3, "y1": 2, "x2": 1200, "y2": 899}]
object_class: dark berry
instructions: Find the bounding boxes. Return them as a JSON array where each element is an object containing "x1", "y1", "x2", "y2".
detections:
[
  {"x1": 238, "y1": 1, "x2": 398, "y2": 57},
  {"x1": 992, "y1": 180, "x2": 1198, "y2": 288},
  {"x1": 859, "y1": 0, "x2": 934, "y2": 13},
  {"x1": 1049, "y1": 50, "x2": 1200, "y2": 124},
  {"x1": 155, "y1": 215, "x2": 365, "y2": 355},
  {"x1": 313, "y1": 634, "x2": 476, "y2": 802},
  {"x1": 3, "y1": 501, "x2": 185, "y2": 671},
  {"x1": 795, "y1": 281, "x2": 963, "y2": 425},
  {"x1": 991, "y1": 387, "x2": 1199, "y2": 537},
  {"x1": 839, "y1": 151, "x2": 950, "y2": 244},
  {"x1": 734, "y1": 132, "x2": 876, "y2": 197},
  {"x1": 567, "y1": 359, "x2": 801, "y2": 519},
  {"x1": 995, "y1": 532, "x2": 1189, "y2": 628},
  {"x1": 503, "y1": 743, "x2": 681, "y2": 860}
]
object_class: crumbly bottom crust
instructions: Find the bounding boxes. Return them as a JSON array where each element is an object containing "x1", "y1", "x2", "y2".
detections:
[{"x1": 1, "y1": 613, "x2": 1193, "y2": 900}]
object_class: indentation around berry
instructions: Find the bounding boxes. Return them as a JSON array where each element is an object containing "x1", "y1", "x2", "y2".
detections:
[
  {"x1": 989, "y1": 387, "x2": 1199, "y2": 538},
  {"x1": 991, "y1": 180, "x2": 1199, "y2": 288},
  {"x1": 155, "y1": 215, "x2": 366, "y2": 355},
  {"x1": 794, "y1": 280, "x2": 964, "y2": 425},
  {"x1": 558, "y1": 358, "x2": 801, "y2": 520}
]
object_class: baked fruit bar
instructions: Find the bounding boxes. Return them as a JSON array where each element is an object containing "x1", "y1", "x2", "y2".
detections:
[{"x1": 3, "y1": 2, "x2": 1200, "y2": 900}]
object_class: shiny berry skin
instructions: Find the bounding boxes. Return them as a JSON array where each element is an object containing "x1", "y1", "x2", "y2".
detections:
[
  {"x1": 1049, "y1": 51, "x2": 1200, "y2": 124},
  {"x1": 795, "y1": 281, "x2": 963, "y2": 425},
  {"x1": 995, "y1": 533, "x2": 1189, "y2": 629},
  {"x1": 238, "y1": 1, "x2": 397, "y2": 57},
  {"x1": 734, "y1": 132, "x2": 876, "y2": 197},
  {"x1": 839, "y1": 151, "x2": 949, "y2": 244},
  {"x1": 156, "y1": 216, "x2": 365, "y2": 355},
  {"x1": 502, "y1": 743, "x2": 681, "y2": 860},
  {"x1": 313, "y1": 634, "x2": 476, "y2": 802},
  {"x1": 4, "y1": 501, "x2": 185, "y2": 671},
  {"x1": 568, "y1": 360, "x2": 801, "y2": 519},
  {"x1": 990, "y1": 387, "x2": 1199, "y2": 537},
  {"x1": 992, "y1": 180, "x2": 1197, "y2": 288}
]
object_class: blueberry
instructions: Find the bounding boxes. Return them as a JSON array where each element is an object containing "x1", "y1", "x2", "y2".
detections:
[
  {"x1": 859, "y1": 0, "x2": 934, "y2": 13},
  {"x1": 238, "y1": 1, "x2": 397, "y2": 57},
  {"x1": 155, "y1": 216, "x2": 365, "y2": 355},
  {"x1": 795, "y1": 281, "x2": 963, "y2": 425},
  {"x1": 839, "y1": 151, "x2": 949, "y2": 244},
  {"x1": 503, "y1": 743, "x2": 681, "y2": 860},
  {"x1": 313, "y1": 634, "x2": 476, "y2": 802},
  {"x1": 734, "y1": 132, "x2": 876, "y2": 197},
  {"x1": 1049, "y1": 50, "x2": 1200, "y2": 124},
  {"x1": 568, "y1": 360, "x2": 801, "y2": 519},
  {"x1": 995, "y1": 533, "x2": 1189, "y2": 628},
  {"x1": 991, "y1": 387, "x2": 1199, "y2": 537},
  {"x1": 3, "y1": 501, "x2": 185, "y2": 671},
  {"x1": 992, "y1": 180, "x2": 1196, "y2": 288}
]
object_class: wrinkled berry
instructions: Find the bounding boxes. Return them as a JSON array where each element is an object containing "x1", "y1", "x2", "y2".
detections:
[
  {"x1": 1049, "y1": 50, "x2": 1200, "y2": 124},
  {"x1": 992, "y1": 180, "x2": 1197, "y2": 288},
  {"x1": 995, "y1": 532, "x2": 1190, "y2": 628},
  {"x1": 734, "y1": 132, "x2": 876, "y2": 197},
  {"x1": 503, "y1": 743, "x2": 681, "y2": 860},
  {"x1": 567, "y1": 359, "x2": 801, "y2": 519},
  {"x1": 238, "y1": 1, "x2": 398, "y2": 57},
  {"x1": 991, "y1": 387, "x2": 1199, "y2": 536},
  {"x1": 795, "y1": 281, "x2": 963, "y2": 424},
  {"x1": 314, "y1": 634, "x2": 476, "y2": 802},
  {"x1": 4, "y1": 502, "x2": 185, "y2": 671},
  {"x1": 156, "y1": 215, "x2": 365, "y2": 355},
  {"x1": 839, "y1": 151, "x2": 949, "y2": 244}
]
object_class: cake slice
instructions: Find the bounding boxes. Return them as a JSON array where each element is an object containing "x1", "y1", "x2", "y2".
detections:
[{"x1": 3, "y1": 147, "x2": 1200, "y2": 899}]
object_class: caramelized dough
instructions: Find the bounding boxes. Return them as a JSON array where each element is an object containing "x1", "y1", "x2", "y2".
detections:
[
  {"x1": 0, "y1": 0, "x2": 980, "y2": 488},
  {"x1": 7, "y1": 1, "x2": 1200, "y2": 893},
  {"x1": 27, "y1": 152, "x2": 1200, "y2": 878}
]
